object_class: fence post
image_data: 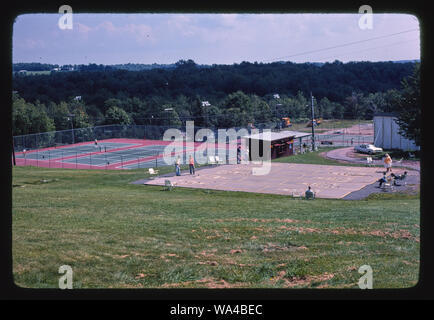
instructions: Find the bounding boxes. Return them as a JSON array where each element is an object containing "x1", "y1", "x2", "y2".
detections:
[
  {"x1": 76, "y1": 152, "x2": 78, "y2": 169},
  {"x1": 105, "y1": 153, "x2": 107, "y2": 170},
  {"x1": 121, "y1": 155, "x2": 123, "y2": 169},
  {"x1": 90, "y1": 153, "x2": 92, "y2": 169},
  {"x1": 36, "y1": 150, "x2": 39, "y2": 167},
  {"x1": 48, "y1": 150, "x2": 50, "y2": 168},
  {"x1": 156, "y1": 152, "x2": 158, "y2": 168},
  {"x1": 62, "y1": 150, "x2": 64, "y2": 168}
]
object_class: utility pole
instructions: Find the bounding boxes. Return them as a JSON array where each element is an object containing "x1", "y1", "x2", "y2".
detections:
[{"x1": 311, "y1": 92, "x2": 315, "y2": 151}]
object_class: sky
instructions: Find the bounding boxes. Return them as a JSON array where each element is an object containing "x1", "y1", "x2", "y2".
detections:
[{"x1": 12, "y1": 13, "x2": 420, "y2": 65}]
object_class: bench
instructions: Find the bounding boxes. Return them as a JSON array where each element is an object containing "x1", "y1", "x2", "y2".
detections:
[
  {"x1": 291, "y1": 190, "x2": 302, "y2": 199},
  {"x1": 208, "y1": 156, "x2": 217, "y2": 165},
  {"x1": 215, "y1": 156, "x2": 224, "y2": 164},
  {"x1": 164, "y1": 180, "x2": 175, "y2": 191},
  {"x1": 148, "y1": 168, "x2": 159, "y2": 179}
]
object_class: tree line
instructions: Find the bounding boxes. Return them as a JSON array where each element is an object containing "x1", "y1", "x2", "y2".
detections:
[{"x1": 12, "y1": 60, "x2": 419, "y2": 144}]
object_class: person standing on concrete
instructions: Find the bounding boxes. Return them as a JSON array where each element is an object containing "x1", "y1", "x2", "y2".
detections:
[
  {"x1": 384, "y1": 153, "x2": 392, "y2": 173},
  {"x1": 189, "y1": 155, "x2": 195, "y2": 175},
  {"x1": 175, "y1": 155, "x2": 181, "y2": 176},
  {"x1": 237, "y1": 145, "x2": 241, "y2": 164}
]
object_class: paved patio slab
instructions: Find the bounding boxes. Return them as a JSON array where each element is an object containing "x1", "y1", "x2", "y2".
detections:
[{"x1": 141, "y1": 163, "x2": 413, "y2": 199}]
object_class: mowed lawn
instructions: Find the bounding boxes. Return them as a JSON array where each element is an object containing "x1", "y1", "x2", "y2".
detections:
[{"x1": 12, "y1": 164, "x2": 420, "y2": 289}]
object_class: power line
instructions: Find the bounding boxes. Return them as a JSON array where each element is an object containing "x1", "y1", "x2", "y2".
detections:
[
  {"x1": 311, "y1": 38, "x2": 419, "y2": 62},
  {"x1": 264, "y1": 28, "x2": 419, "y2": 62}
]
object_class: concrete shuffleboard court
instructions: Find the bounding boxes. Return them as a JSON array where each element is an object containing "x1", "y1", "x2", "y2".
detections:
[{"x1": 143, "y1": 163, "x2": 411, "y2": 199}]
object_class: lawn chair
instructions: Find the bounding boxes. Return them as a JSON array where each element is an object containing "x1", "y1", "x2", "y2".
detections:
[
  {"x1": 381, "y1": 176, "x2": 394, "y2": 191},
  {"x1": 366, "y1": 156, "x2": 373, "y2": 167},
  {"x1": 291, "y1": 190, "x2": 302, "y2": 199},
  {"x1": 215, "y1": 156, "x2": 224, "y2": 164},
  {"x1": 393, "y1": 172, "x2": 408, "y2": 186},
  {"x1": 395, "y1": 158, "x2": 404, "y2": 167},
  {"x1": 148, "y1": 168, "x2": 159, "y2": 179},
  {"x1": 208, "y1": 156, "x2": 217, "y2": 166},
  {"x1": 164, "y1": 179, "x2": 175, "y2": 191}
]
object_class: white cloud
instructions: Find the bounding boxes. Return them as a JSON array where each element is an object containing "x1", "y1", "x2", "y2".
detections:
[{"x1": 76, "y1": 20, "x2": 154, "y2": 45}]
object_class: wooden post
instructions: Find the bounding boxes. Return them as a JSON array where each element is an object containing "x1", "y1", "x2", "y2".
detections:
[{"x1": 12, "y1": 136, "x2": 16, "y2": 166}]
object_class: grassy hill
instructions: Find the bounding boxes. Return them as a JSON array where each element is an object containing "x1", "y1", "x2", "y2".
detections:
[{"x1": 12, "y1": 165, "x2": 419, "y2": 288}]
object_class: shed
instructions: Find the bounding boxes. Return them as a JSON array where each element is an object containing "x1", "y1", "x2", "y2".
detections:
[
  {"x1": 242, "y1": 130, "x2": 312, "y2": 161},
  {"x1": 373, "y1": 113, "x2": 419, "y2": 151}
]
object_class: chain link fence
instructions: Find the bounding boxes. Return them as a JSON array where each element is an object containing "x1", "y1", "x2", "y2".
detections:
[
  {"x1": 13, "y1": 124, "x2": 181, "y2": 152},
  {"x1": 13, "y1": 121, "x2": 374, "y2": 169}
]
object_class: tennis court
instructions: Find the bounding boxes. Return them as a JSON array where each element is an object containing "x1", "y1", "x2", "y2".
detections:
[
  {"x1": 14, "y1": 138, "x2": 238, "y2": 170},
  {"x1": 15, "y1": 141, "x2": 138, "y2": 160}
]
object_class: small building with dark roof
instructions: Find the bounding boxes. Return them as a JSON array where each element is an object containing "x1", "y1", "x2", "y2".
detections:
[{"x1": 242, "y1": 130, "x2": 312, "y2": 161}]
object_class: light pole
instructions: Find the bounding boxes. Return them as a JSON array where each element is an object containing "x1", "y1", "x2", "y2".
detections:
[
  {"x1": 67, "y1": 114, "x2": 75, "y2": 144},
  {"x1": 164, "y1": 108, "x2": 173, "y2": 126},
  {"x1": 310, "y1": 93, "x2": 316, "y2": 151},
  {"x1": 276, "y1": 104, "x2": 283, "y2": 130},
  {"x1": 201, "y1": 101, "x2": 211, "y2": 127}
]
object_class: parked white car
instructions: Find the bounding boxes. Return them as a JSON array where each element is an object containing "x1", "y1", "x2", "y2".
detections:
[{"x1": 354, "y1": 144, "x2": 383, "y2": 154}]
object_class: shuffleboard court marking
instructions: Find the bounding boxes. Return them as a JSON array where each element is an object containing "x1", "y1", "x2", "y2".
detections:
[{"x1": 143, "y1": 162, "x2": 414, "y2": 199}]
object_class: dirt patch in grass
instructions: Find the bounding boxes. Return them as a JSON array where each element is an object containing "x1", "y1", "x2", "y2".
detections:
[
  {"x1": 194, "y1": 249, "x2": 217, "y2": 258},
  {"x1": 161, "y1": 277, "x2": 247, "y2": 288},
  {"x1": 198, "y1": 261, "x2": 219, "y2": 266},
  {"x1": 276, "y1": 225, "x2": 419, "y2": 242},
  {"x1": 278, "y1": 225, "x2": 321, "y2": 233},
  {"x1": 270, "y1": 271, "x2": 335, "y2": 288},
  {"x1": 262, "y1": 242, "x2": 308, "y2": 252},
  {"x1": 215, "y1": 218, "x2": 300, "y2": 224}
]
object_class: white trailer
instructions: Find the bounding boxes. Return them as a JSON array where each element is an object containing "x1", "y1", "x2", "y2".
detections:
[{"x1": 373, "y1": 113, "x2": 419, "y2": 151}]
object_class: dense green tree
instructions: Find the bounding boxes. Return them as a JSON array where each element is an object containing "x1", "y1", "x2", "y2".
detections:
[
  {"x1": 11, "y1": 61, "x2": 418, "y2": 133},
  {"x1": 394, "y1": 63, "x2": 421, "y2": 146},
  {"x1": 219, "y1": 91, "x2": 253, "y2": 128},
  {"x1": 250, "y1": 95, "x2": 272, "y2": 124},
  {"x1": 12, "y1": 94, "x2": 55, "y2": 135},
  {"x1": 344, "y1": 92, "x2": 365, "y2": 119},
  {"x1": 104, "y1": 106, "x2": 132, "y2": 125},
  {"x1": 72, "y1": 106, "x2": 92, "y2": 128},
  {"x1": 317, "y1": 97, "x2": 334, "y2": 119},
  {"x1": 47, "y1": 101, "x2": 70, "y2": 130}
]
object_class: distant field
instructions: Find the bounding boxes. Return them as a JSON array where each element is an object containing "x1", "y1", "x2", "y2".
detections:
[
  {"x1": 17, "y1": 70, "x2": 52, "y2": 76},
  {"x1": 288, "y1": 119, "x2": 372, "y2": 133},
  {"x1": 12, "y1": 162, "x2": 419, "y2": 289}
]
